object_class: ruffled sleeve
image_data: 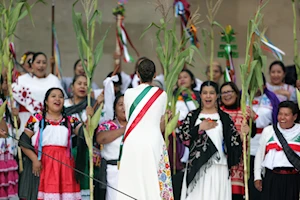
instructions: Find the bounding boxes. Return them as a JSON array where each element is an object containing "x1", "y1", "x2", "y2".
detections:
[
  {"x1": 24, "y1": 115, "x2": 39, "y2": 133},
  {"x1": 97, "y1": 120, "x2": 118, "y2": 132}
]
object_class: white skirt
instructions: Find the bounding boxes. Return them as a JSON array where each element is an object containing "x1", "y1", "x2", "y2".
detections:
[
  {"x1": 106, "y1": 164, "x2": 119, "y2": 200},
  {"x1": 181, "y1": 164, "x2": 231, "y2": 200}
]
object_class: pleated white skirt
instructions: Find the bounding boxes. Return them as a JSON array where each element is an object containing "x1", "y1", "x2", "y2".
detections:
[{"x1": 181, "y1": 164, "x2": 231, "y2": 200}]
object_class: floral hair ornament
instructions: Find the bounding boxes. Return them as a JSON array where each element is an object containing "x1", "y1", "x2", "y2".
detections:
[{"x1": 20, "y1": 54, "x2": 27, "y2": 65}]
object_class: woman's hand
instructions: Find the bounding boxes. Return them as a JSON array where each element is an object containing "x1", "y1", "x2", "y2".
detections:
[
  {"x1": 86, "y1": 106, "x2": 94, "y2": 117},
  {"x1": 0, "y1": 129, "x2": 7, "y2": 138},
  {"x1": 274, "y1": 89, "x2": 290, "y2": 99},
  {"x1": 199, "y1": 119, "x2": 218, "y2": 132},
  {"x1": 241, "y1": 120, "x2": 250, "y2": 136},
  {"x1": 254, "y1": 180, "x2": 262, "y2": 192},
  {"x1": 97, "y1": 93, "x2": 104, "y2": 105},
  {"x1": 11, "y1": 107, "x2": 19, "y2": 117},
  {"x1": 32, "y1": 159, "x2": 42, "y2": 177}
]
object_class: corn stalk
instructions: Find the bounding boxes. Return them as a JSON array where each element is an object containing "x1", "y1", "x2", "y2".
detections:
[
  {"x1": 0, "y1": 0, "x2": 44, "y2": 173},
  {"x1": 291, "y1": 0, "x2": 300, "y2": 107},
  {"x1": 141, "y1": 1, "x2": 204, "y2": 174},
  {"x1": 240, "y1": 1, "x2": 269, "y2": 199},
  {"x1": 206, "y1": 0, "x2": 223, "y2": 80},
  {"x1": 72, "y1": 0, "x2": 108, "y2": 199}
]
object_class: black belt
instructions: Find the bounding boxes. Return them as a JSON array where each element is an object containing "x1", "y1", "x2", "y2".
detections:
[{"x1": 106, "y1": 160, "x2": 118, "y2": 165}]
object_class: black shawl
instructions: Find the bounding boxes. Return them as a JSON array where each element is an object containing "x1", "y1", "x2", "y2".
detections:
[
  {"x1": 178, "y1": 108, "x2": 242, "y2": 188},
  {"x1": 65, "y1": 97, "x2": 97, "y2": 182}
]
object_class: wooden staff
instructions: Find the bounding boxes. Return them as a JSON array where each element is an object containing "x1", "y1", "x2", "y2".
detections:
[{"x1": 51, "y1": 0, "x2": 55, "y2": 75}]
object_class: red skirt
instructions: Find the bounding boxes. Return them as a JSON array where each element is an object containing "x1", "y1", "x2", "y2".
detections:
[{"x1": 37, "y1": 146, "x2": 81, "y2": 200}]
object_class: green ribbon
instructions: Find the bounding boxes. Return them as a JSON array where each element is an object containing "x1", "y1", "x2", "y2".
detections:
[{"x1": 128, "y1": 85, "x2": 152, "y2": 120}]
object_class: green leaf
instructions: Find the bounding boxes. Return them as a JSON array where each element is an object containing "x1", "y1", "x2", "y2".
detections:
[
  {"x1": 72, "y1": 1, "x2": 89, "y2": 47},
  {"x1": 88, "y1": 10, "x2": 99, "y2": 29},
  {"x1": 0, "y1": 100, "x2": 7, "y2": 121},
  {"x1": 93, "y1": 28, "x2": 109, "y2": 71},
  {"x1": 90, "y1": 103, "x2": 104, "y2": 133},
  {"x1": 165, "y1": 112, "x2": 180, "y2": 137},
  {"x1": 8, "y1": 2, "x2": 24, "y2": 36},
  {"x1": 18, "y1": 0, "x2": 45, "y2": 23},
  {"x1": 296, "y1": 89, "x2": 300, "y2": 110},
  {"x1": 140, "y1": 22, "x2": 160, "y2": 40}
]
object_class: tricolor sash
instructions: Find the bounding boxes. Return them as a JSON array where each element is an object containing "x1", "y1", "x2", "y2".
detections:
[{"x1": 118, "y1": 86, "x2": 163, "y2": 168}]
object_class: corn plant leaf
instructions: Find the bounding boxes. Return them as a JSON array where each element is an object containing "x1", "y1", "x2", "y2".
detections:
[
  {"x1": 83, "y1": 128, "x2": 92, "y2": 148},
  {"x1": 0, "y1": 100, "x2": 7, "y2": 121},
  {"x1": 165, "y1": 112, "x2": 180, "y2": 137},
  {"x1": 140, "y1": 22, "x2": 160, "y2": 39},
  {"x1": 8, "y1": 2, "x2": 24, "y2": 36},
  {"x1": 296, "y1": 89, "x2": 300, "y2": 110},
  {"x1": 90, "y1": 103, "x2": 104, "y2": 133},
  {"x1": 88, "y1": 10, "x2": 100, "y2": 29},
  {"x1": 18, "y1": 0, "x2": 45, "y2": 23},
  {"x1": 72, "y1": 1, "x2": 89, "y2": 48},
  {"x1": 93, "y1": 28, "x2": 109, "y2": 71}
]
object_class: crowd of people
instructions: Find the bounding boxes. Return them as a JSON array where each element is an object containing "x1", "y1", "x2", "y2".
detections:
[{"x1": 0, "y1": 51, "x2": 299, "y2": 200}]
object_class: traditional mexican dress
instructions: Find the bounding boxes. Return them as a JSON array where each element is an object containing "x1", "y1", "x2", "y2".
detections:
[
  {"x1": 266, "y1": 82, "x2": 297, "y2": 102},
  {"x1": 12, "y1": 73, "x2": 65, "y2": 136},
  {"x1": 254, "y1": 124, "x2": 300, "y2": 200},
  {"x1": 25, "y1": 113, "x2": 81, "y2": 200},
  {"x1": 117, "y1": 84, "x2": 173, "y2": 200},
  {"x1": 179, "y1": 109, "x2": 242, "y2": 200},
  {"x1": 169, "y1": 90, "x2": 200, "y2": 200},
  {"x1": 0, "y1": 99, "x2": 18, "y2": 200},
  {"x1": 221, "y1": 105, "x2": 256, "y2": 198},
  {"x1": 97, "y1": 120, "x2": 123, "y2": 200}
]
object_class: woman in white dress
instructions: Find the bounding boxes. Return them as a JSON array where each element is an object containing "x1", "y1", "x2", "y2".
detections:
[
  {"x1": 96, "y1": 94, "x2": 126, "y2": 200},
  {"x1": 178, "y1": 81, "x2": 242, "y2": 200},
  {"x1": 12, "y1": 52, "x2": 65, "y2": 136}
]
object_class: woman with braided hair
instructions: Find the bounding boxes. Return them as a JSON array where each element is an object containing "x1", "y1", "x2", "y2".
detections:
[{"x1": 19, "y1": 88, "x2": 92, "y2": 200}]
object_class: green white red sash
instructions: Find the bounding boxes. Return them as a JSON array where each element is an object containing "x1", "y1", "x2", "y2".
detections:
[{"x1": 118, "y1": 86, "x2": 163, "y2": 168}]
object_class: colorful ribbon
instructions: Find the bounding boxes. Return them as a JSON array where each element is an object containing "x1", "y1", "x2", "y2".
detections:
[
  {"x1": 255, "y1": 30, "x2": 285, "y2": 61},
  {"x1": 174, "y1": 0, "x2": 200, "y2": 48},
  {"x1": 113, "y1": 3, "x2": 139, "y2": 63},
  {"x1": 218, "y1": 25, "x2": 238, "y2": 83}
]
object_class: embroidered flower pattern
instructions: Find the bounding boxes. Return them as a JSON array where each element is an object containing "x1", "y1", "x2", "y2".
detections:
[{"x1": 157, "y1": 144, "x2": 174, "y2": 200}]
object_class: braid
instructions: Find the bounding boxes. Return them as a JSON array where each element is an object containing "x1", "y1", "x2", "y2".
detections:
[
  {"x1": 40, "y1": 100, "x2": 47, "y2": 130},
  {"x1": 62, "y1": 106, "x2": 69, "y2": 128}
]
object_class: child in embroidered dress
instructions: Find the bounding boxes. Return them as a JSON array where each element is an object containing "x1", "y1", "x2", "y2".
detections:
[{"x1": 19, "y1": 88, "x2": 94, "y2": 200}]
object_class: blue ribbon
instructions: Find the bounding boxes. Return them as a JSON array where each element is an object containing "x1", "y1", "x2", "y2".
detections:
[{"x1": 38, "y1": 119, "x2": 44, "y2": 160}]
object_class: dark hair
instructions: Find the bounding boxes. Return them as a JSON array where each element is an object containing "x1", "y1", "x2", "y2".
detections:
[
  {"x1": 41, "y1": 88, "x2": 66, "y2": 129},
  {"x1": 200, "y1": 81, "x2": 219, "y2": 95},
  {"x1": 72, "y1": 74, "x2": 87, "y2": 85},
  {"x1": 73, "y1": 59, "x2": 87, "y2": 71},
  {"x1": 220, "y1": 82, "x2": 240, "y2": 107},
  {"x1": 199, "y1": 81, "x2": 220, "y2": 110},
  {"x1": 178, "y1": 69, "x2": 197, "y2": 89},
  {"x1": 24, "y1": 51, "x2": 35, "y2": 56},
  {"x1": 135, "y1": 56, "x2": 148, "y2": 71},
  {"x1": 269, "y1": 60, "x2": 286, "y2": 73},
  {"x1": 29, "y1": 52, "x2": 47, "y2": 67},
  {"x1": 137, "y1": 58, "x2": 156, "y2": 83},
  {"x1": 278, "y1": 101, "x2": 298, "y2": 115},
  {"x1": 113, "y1": 94, "x2": 124, "y2": 119},
  {"x1": 107, "y1": 72, "x2": 122, "y2": 86}
]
